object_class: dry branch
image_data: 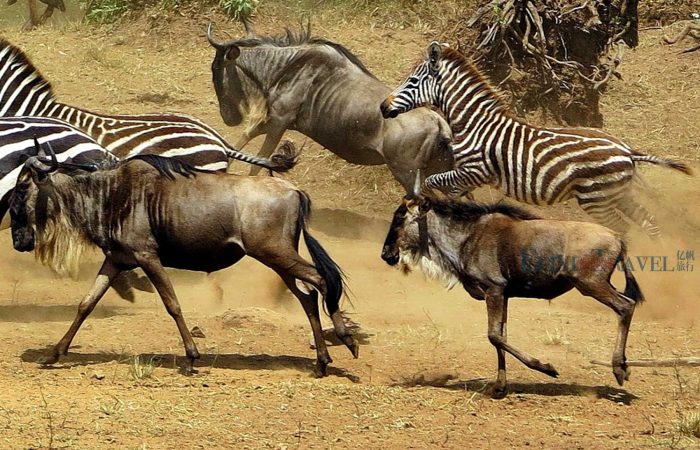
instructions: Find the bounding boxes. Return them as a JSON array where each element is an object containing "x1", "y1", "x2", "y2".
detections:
[{"x1": 590, "y1": 357, "x2": 700, "y2": 368}]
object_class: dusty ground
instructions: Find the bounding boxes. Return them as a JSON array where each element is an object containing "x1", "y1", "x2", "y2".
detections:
[{"x1": 0, "y1": 6, "x2": 699, "y2": 449}]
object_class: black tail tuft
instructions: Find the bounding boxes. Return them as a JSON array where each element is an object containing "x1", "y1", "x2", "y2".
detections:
[
  {"x1": 619, "y1": 241, "x2": 645, "y2": 303},
  {"x1": 297, "y1": 191, "x2": 345, "y2": 315},
  {"x1": 269, "y1": 140, "x2": 299, "y2": 172}
]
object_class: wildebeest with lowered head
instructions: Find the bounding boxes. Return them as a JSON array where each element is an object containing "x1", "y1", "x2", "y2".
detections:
[
  {"x1": 206, "y1": 23, "x2": 453, "y2": 192},
  {"x1": 10, "y1": 141, "x2": 359, "y2": 376},
  {"x1": 381, "y1": 192, "x2": 643, "y2": 398}
]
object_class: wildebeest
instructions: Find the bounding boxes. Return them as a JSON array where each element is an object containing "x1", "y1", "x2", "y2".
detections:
[
  {"x1": 206, "y1": 23, "x2": 453, "y2": 192},
  {"x1": 10, "y1": 142, "x2": 358, "y2": 376},
  {"x1": 381, "y1": 191, "x2": 643, "y2": 398}
]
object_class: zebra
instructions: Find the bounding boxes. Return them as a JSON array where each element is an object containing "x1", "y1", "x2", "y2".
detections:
[
  {"x1": 380, "y1": 42, "x2": 693, "y2": 236},
  {"x1": 0, "y1": 39, "x2": 293, "y2": 173}
]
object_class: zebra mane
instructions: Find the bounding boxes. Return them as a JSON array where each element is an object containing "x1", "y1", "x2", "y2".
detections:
[
  {"x1": 127, "y1": 155, "x2": 203, "y2": 180},
  {"x1": 230, "y1": 25, "x2": 376, "y2": 79},
  {"x1": 440, "y1": 47, "x2": 510, "y2": 114},
  {"x1": 430, "y1": 199, "x2": 540, "y2": 222},
  {"x1": 0, "y1": 40, "x2": 56, "y2": 107}
]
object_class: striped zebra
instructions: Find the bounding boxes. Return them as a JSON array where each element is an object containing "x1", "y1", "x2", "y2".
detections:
[
  {"x1": 0, "y1": 39, "x2": 293, "y2": 173},
  {"x1": 0, "y1": 117, "x2": 115, "y2": 229},
  {"x1": 380, "y1": 42, "x2": 693, "y2": 236}
]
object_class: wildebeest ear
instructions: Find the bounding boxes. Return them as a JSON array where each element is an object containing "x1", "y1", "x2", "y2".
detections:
[
  {"x1": 24, "y1": 157, "x2": 54, "y2": 185},
  {"x1": 224, "y1": 45, "x2": 240, "y2": 61},
  {"x1": 428, "y1": 41, "x2": 441, "y2": 72}
]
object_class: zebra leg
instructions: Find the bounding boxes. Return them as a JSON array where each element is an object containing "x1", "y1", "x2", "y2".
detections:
[
  {"x1": 425, "y1": 167, "x2": 476, "y2": 195},
  {"x1": 577, "y1": 198, "x2": 630, "y2": 234},
  {"x1": 616, "y1": 198, "x2": 661, "y2": 238}
]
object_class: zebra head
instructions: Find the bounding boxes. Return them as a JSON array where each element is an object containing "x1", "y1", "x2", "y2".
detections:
[{"x1": 380, "y1": 41, "x2": 444, "y2": 119}]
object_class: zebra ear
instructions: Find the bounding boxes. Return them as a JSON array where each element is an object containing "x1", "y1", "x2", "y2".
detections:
[{"x1": 428, "y1": 41, "x2": 441, "y2": 73}]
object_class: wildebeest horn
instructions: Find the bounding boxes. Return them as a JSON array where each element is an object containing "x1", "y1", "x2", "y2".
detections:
[
  {"x1": 207, "y1": 22, "x2": 226, "y2": 51},
  {"x1": 412, "y1": 169, "x2": 422, "y2": 198},
  {"x1": 241, "y1": 15, "x2": 255, "y2": 38},
  {"x1": 30, "y1": 137, "x2": 59, "y2": 174}
]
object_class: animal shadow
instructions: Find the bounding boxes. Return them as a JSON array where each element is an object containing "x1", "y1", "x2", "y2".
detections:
[
  {"x1": 20, "y1": 347, "x2": 360, "y2": 382},
  {"x1": 443, "y1": 378, "x2": 638, "y2": 404}
]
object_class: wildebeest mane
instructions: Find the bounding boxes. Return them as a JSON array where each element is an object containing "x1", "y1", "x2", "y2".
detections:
[
  {"x1": 127, "y1": 155, "x2": 204, "y2": 180},
  {"x1": 430, "y1": 199, "x2": 540, "y2": 222},
  {"x1": 231, "y1": 26, "x2": 376, "y2": 79}
]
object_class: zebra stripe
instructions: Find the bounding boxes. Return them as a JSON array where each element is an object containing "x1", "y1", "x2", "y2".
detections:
[
  {"x1": 0, "y1": 39, "x2": 283, "y2": 172},
  {"x1": 383, "y1": 44, "x2": 692, "y2": 236},
  {"x1": 0, "y1": 117, "x2": 116, "y2": 229}
]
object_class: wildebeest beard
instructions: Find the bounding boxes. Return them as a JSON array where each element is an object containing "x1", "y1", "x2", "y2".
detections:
[
  {"x1": 397, "y1": 214, "x2": 460, "y2": 290},
  {"x1": 33, "y1": 181, "x2": 92, "y2": 279}
]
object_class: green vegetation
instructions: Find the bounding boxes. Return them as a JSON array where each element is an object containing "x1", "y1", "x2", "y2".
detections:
[{"x1": 82, "y1": 0, "x2": 260, "y2": 24}]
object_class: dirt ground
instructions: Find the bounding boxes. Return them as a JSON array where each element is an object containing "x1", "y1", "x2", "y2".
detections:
[{"x1": 0, "y1": 6, "x2": 699, "y2": 449}]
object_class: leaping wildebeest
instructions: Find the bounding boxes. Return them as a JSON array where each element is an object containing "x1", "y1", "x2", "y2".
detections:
[
  {"x1": 381, "y1": 190, "x2": 643, "y2": 398},
  {"x1": 206, "y1": 23, "x2": 453, "y2": 192},
  {"x1": 380, "y1": 42, "x2": 693, "y2": 236},
  {"x1": 9, "y1": 142, "x2": 359, "y2": 376}
]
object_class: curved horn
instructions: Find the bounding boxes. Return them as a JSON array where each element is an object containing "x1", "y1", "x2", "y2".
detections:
[
  {"x1": 207, "y1": 22, "x2": 226, "y2": 51},
  {"x1": 412, "y1": 168, "x2": 422, "y2": 197},
  {"x1": 241, "y1": 16, "x2": 255, "y2": 38},
  {"x1": 44, "y1": 141, "x2": 59, "y2": 171}
]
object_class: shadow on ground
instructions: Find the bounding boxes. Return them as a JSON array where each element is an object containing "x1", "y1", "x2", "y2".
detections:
[{"x1": 20, "y1": 346, "x2": 361, "y2": 382}]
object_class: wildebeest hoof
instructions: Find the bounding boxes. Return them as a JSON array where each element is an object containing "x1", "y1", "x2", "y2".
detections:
[
  {"x1": 613, "y1": 366, "x2": 629, "y2": 386},
  {"x1": 313, "y1": 362, "x2": 328, "y2": 378},
  {"x1": 343, "y1": 336, "x2": 360, "y2": 358},
  {"x1": 37, "y1": 354, "x2": 60, "y2": 365},
  {"x1": 541, "y1": 363, "x2": 559, "y2": 378},
  {"x1": 491, "y1": 385, "x2": 508, "y2": 399}
]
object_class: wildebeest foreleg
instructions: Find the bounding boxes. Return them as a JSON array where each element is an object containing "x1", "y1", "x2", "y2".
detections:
[
  {"x1": 40, "y1": 259, "x2": 121, "y2": 365},
  {"x1": 485, "y1": 289, "x2": 559, "y2": 397},
  {"x1": 137, "y1": 255, "x2": 200, "y2": 374},
  {"x1": 248, "y1": 129, "x2": 285, "y2": 176}
]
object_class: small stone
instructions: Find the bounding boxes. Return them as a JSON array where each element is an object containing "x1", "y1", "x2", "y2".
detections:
[
  {"x1": 91, "y1": 371, "x2": 105, "y2": 380},
  {"x1": 190, "y1": 326, "x2": 206, "y2": 338}
]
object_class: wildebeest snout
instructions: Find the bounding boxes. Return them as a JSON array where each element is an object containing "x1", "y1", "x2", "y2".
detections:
[
  {"x1": 12, "y1": 227, "x2": 35, "y2": 252},
  {"x1": 381, "y1": 244, "x2": 399, "y2": 265},
  {"x1": 380, "y1": 96, "x2": 399, "y2": 119}
]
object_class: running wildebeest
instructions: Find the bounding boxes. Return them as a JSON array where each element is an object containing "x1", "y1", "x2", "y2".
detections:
[
  {"x1": 206, "y1": 23, "x2": 453, "y2": 192},
  {"x1": 9, "y1": 141, "x2": 359, "y2": 376},
  {"x1": 381, "y1": 188, "x2": 643, "y2": 398}
]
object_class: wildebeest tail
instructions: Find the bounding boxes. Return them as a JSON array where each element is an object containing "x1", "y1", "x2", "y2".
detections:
[
  {"x1": 619, "y1": 241, "x2": 645, "y2": 303},
  {"x1": 632, "y1": 153, "x2": 694, "y2": 176},
  {"x1": 297, "y1": 191, "x2": 345, "y2": 314}
]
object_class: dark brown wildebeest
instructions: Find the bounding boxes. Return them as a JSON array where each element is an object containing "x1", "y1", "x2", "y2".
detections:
[
  {"x1": 206, "y1": 23, "x2": 453, "y2": 192},
  {"x1": 381, "y1": 191, "x2": 644, "y2": 398},
  {"x1": 9, "y1": 142, "x2": 358, "y2": 376}
]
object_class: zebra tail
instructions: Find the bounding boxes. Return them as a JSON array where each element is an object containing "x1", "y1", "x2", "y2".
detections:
[
  {"x1": 632, "y1": 153, "x2": 694, "y2": 176},
  {"x1": 618, "y1": 241, "x2": 645, "y2": 303},
  {"x1": 296, "y1": 191, "x2": 346, "y2": 315}
]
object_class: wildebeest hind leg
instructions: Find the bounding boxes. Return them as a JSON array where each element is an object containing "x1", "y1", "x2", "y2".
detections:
[
  {"x1": 40, "y1": 259, "x2": 121, "y2": 365},
  {"x1": 137, "y1": 255, "x2": 200, "y2": 374},
  {"x1": 277, "y1": 273, "x2": 332, "y2": 377},
  {"x1": 578, "y1": 282, "x2": 636, "y2": 385}
]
